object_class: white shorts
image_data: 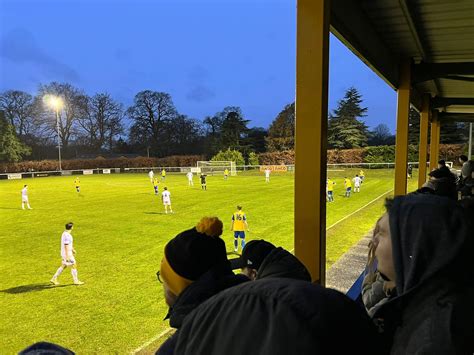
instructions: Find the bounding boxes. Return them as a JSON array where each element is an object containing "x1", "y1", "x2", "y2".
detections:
[
  {"x1": 22, "y1": 197, "x2": 29, "y2": 203},
  {"x1": 62, "y1": 256, "x2": 76, "y2": 266},
  {"x1": 163, "y1": 200, "x2": 171, "y2": 206}
]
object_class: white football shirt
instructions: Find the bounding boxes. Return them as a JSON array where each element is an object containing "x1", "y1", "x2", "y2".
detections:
[
  {"x1": 353, "y1": 176, "x2": 361, "y2": 186},
  {"x1": 187, "y1": 172, "x2": 193, "y2": 180},
  {"x1": 265, "y1": 169, "x2": 271, "y2": 177},
  {"x1": 149, "y1": 171, "x2": 154, "y2": 179},
  {"x1": 61, "y1": 231, "x2": 73, "y2": 258},
  {"x1": 162, "y1": 190, "x2": 171, "y2": 202},
  {"x1": 21, "y1": 187, "x2": 28, "y2": 197}
]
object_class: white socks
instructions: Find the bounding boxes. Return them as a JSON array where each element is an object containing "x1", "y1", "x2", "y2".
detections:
[
  {"x1": 71, "y1": 269, "x2": 78, "y2": 282},
  {"x1": 52, "y1": 267, "x2": 64, "y2": 279}
]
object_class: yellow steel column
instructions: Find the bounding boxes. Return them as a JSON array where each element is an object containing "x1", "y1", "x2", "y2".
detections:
[
  {"x1": 418, "y1": 94, "x2": 430, "y2": 188},
  {"x1": 394, "y1": 59, "x2": 411, "y2": 196},
  {"x1": 429, "y1": 111, "x2": 440, "y2": 171},
  {"x1": 294, "y1": 0, "x2": 329, "y2": 284}
]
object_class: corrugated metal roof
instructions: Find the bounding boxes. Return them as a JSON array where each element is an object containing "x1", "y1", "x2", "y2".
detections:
[{"x1": 332, "y1": 0, "x2": 474, "y2": 117}]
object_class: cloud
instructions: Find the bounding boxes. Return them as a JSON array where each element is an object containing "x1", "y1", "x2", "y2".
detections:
[
  {"x1": 0, "y1": 28, "x2": 79, "y2": 82},
  {"x1": 186, "y1": 85, "x2": 215, "y2": 102}
]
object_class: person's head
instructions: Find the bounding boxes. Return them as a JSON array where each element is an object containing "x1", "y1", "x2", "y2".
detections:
[
  {"x1": 356, "y1": 174, "x2": 359, "y2": 177},
  {"x1": 373, "y1": 206, "x2": 395, "y2": 281},
  {"x1": 164, "y1": 187, "x2": 168, "y2": 191},
  {"x1": 230, "y1": 240, "x2": 276, "y2": 280},
  {"x1": 19, "y1": 341, "x2": 75, "y2": 355},
  {"x1": 459, "y1": 155, "x2": 468, "y2": 163},
  {"x1": 24, "y1": 184, "x2": 27, "y2": 188},
  {"x1": 65, "y1": 222, "x2": 74, "y2": 231},
  {"x1": 236, "y1": 205, "x2": 242, "y2": 211},
  {"x1": 159, "y1": 217, "x2": 226, "y2": 307},
  {"x1": 367, "y1": 216, "x2": 383, "y2": 274},
  {"x1": 374, "y1": 195, "x2": 472, "y2": 295},
  {"x1": 438, "y1": 159, "x2": 446, "y2": 168}
]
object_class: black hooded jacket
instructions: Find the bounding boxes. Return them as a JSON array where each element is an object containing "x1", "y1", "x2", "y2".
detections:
[
  {"x1": 156, "y1": 265, "x2": 248, "y2": 355},
  {"x1": 174, "y1": 278, "x2": 380, "y2": 355},
  {"x1": 374, "y1": 194, "x2": 474, "y2": 354},
  {"x1": 256, "y1": 247, "x2": 312, "y2": 281}
]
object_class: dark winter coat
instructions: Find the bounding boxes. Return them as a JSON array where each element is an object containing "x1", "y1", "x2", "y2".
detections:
[
  {"x1": 174, "y1": 278, "x2": 380, "y2": 355},
  {"x1": 374, "y1": 194, "x2": 474, "y2": 355},
  {"x1": 155, "y1": 266, "x2": 248, "y2": 355},
  {"x1": 256, "y1": 247, "x2": 312, "y2": 281}
]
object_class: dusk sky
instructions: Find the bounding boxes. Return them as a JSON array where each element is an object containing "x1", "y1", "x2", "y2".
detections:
[{"x1": 0, "y1": 0, "x2": 397, "y2": 132}]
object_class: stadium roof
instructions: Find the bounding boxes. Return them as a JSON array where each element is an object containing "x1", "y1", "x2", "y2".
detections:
[{"x1": 330, "y1": 0, "x2": 474, "y2": 122}]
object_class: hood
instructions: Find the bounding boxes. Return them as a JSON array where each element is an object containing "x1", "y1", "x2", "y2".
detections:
[
  {"x1": 256, "y1": 247, "x2": 311, "y2": 282},
  {"x1": 389, "y1": 194, "x2": 473, "y2": 296},
  {"x1": 167, "y1": 265, "x2": 248, "y2": 328}
]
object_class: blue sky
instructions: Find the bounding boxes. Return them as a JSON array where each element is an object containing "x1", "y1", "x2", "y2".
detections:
[{"x1": 0, "y1": 0, "x2": 397, "y2": 131}]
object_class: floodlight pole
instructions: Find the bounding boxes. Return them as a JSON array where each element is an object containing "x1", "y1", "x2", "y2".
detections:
[{"x1": 56, "y1": 107, "x2": 62, "y2": 171}]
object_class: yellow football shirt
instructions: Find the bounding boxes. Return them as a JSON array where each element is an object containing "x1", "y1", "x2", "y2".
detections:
[
  {"x1": 327, "y1": 179, "x2": 335, "y2": 191},
  {"x1": 344, "y1": 178, "x2": 352, "y2": 188},
  {"x1": 232, "y1": 211, "x2": 246, "y2": 231},
  {"x1": 74, "y1": 178, "x2": 80, "y2": 187}
]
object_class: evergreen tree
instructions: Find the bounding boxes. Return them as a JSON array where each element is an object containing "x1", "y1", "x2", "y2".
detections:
[
  {"x1": 440, "y1": 121, "x2": 468, "y2": 144},
  {"x1": 0, "y1": 110, "x2": 31, "y2": 162},
  {"x1": 327, "y1": 87, "x2": 369, "y2": 148},
  {"x1": 408, "y1": 107, "x2": 420, "y2": 145},
  {"x1": 220, "y1": 108, "x2": 250, "y2": 149},
  {"x1": 266, "y1": 102, "x2": 295, "y2": 151}
]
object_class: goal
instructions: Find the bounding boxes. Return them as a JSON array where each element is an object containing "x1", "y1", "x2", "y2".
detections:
[{"x1": 196, "y1": 161, "x2": 237, "y2": 176}]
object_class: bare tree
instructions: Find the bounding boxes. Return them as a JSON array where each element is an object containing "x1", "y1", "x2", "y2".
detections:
[
  {"x1": 127, "y1": 90, "x2": 178, "y2": 155},
  {"x1": 78, "y1": 93, "x2": 124, "y2": 150},
  {"x1": 35, "y1": 82, "x2": 88, "y2": 147},
  {"x1": 0, "y1": 90, "x2": 35, "y2": 136}
]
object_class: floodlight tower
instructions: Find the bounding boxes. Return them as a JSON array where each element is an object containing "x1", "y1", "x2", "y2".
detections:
[{"x1": 46, "y1": 96, "x2": 64, "y2": 171}]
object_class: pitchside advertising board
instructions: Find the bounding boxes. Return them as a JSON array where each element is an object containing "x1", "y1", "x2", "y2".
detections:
[
  {"x1": 102, "y1": 169, "x2": 111, "y2": 174},
  {"x1": 83, "y1": 170, "x2": 94, "y2": 175},
  {"x1": 259, "y1": 165, "x2": 288, "y2": 172},
  {"x1": 7, "y1": 173, "x2": 22, "y2": 180}
]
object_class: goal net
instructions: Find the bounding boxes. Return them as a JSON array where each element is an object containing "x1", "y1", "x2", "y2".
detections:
[{"x1": 196, "y1": 161, "x2": 237, "y2": 176}]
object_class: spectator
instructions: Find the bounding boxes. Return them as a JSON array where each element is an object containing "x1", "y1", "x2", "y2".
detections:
[
  {"x1": 362, "y1": 217, "x2": 396, "y2": 317},
  {"x1": 373, "y1": 194, "x2": 474, "y2": 354},
  {"x1": 174, "y1": 278, "x2": 380, "y2": 355},
  {"x1": 230, "y1": 239, "x2": 311, "y2": 281},
  {"x1": 19, "y1": 342, "x2": 75, "y2": 354},
  {"x1": 156, "y1": 217, "x2": 248, "y2": 355},
  {"x1": 427, "y1": 167, "x2": 458, "y2": 200},
  {"x1": 458, "y1": 155, "x2": 474, "y2": 198}
]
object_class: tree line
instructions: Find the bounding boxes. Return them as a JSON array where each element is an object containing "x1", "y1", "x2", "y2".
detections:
[{"x1": 0, "y1": 83, "x2": 469, "y2": 163}]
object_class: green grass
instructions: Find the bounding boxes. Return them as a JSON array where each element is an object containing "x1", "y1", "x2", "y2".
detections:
[{"x1": 0, "y1": 169, "x2": 413, "y2": 353}]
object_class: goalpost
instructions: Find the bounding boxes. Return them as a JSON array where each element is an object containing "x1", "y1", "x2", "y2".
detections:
[{"x1": 196, "y1": 161, "x2": 237, "y2": 176}]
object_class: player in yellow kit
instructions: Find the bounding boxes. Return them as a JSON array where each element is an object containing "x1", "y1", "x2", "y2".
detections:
[
  {"x1": 161, "y1": 169, "x2": 166, "y2": 181},
  {"x1": 327, "y1": 178, "x2": 336, "y2": 202},
  {"x1": 344, "y1": 177, "x2": 352, "y2": 197},
  {"x1": 74, "y1": 177, "x2": 81, "y2": 193},
  {"x1": 231, "y1": 206, "x2": 249, "y2": 253},
  {"x1": 224, "y1": 168, "x2": 229, "y2": 180},
  {"x1": 153, "y1": 177, "x2": 160, "y2": 195}
]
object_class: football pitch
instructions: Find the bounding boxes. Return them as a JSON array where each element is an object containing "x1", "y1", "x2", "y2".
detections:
[{"x1": 0, "y1": 169, "x2": 418, "y2": 353}]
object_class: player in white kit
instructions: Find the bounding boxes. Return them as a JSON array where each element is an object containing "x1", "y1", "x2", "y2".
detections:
[
  {"x1": 50, "y1": 222, "x2": 84, "y2": 285},
  {"x1": 162, "y1": 187, "x2": 173, "y2": 214},
  {"x1": 21, "y1": 185, "x2": 32, "y2": 210},
  {"x1": 353, "y1": 174, "x2": 361, "y2": 193},
  {"x1": 148, "y1": 170, "x2": 154, "y2": 183},
  {"x1": 265, "y1": 168, "x2": 271, "y2": 183},
  {"x1": 186, "y1": 171, "x2": 194, "y2": 186}
]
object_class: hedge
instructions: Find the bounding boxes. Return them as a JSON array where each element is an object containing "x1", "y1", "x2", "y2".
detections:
[
  {"x1": 257, "y1": 144, "x2": 466, "y2": 165},
  {"x1": 0, "y1": 155, "x2": 205, "y2": 173},
  {"x1": 0, "y1": 144, "x2": 466, "y2": 173}
]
